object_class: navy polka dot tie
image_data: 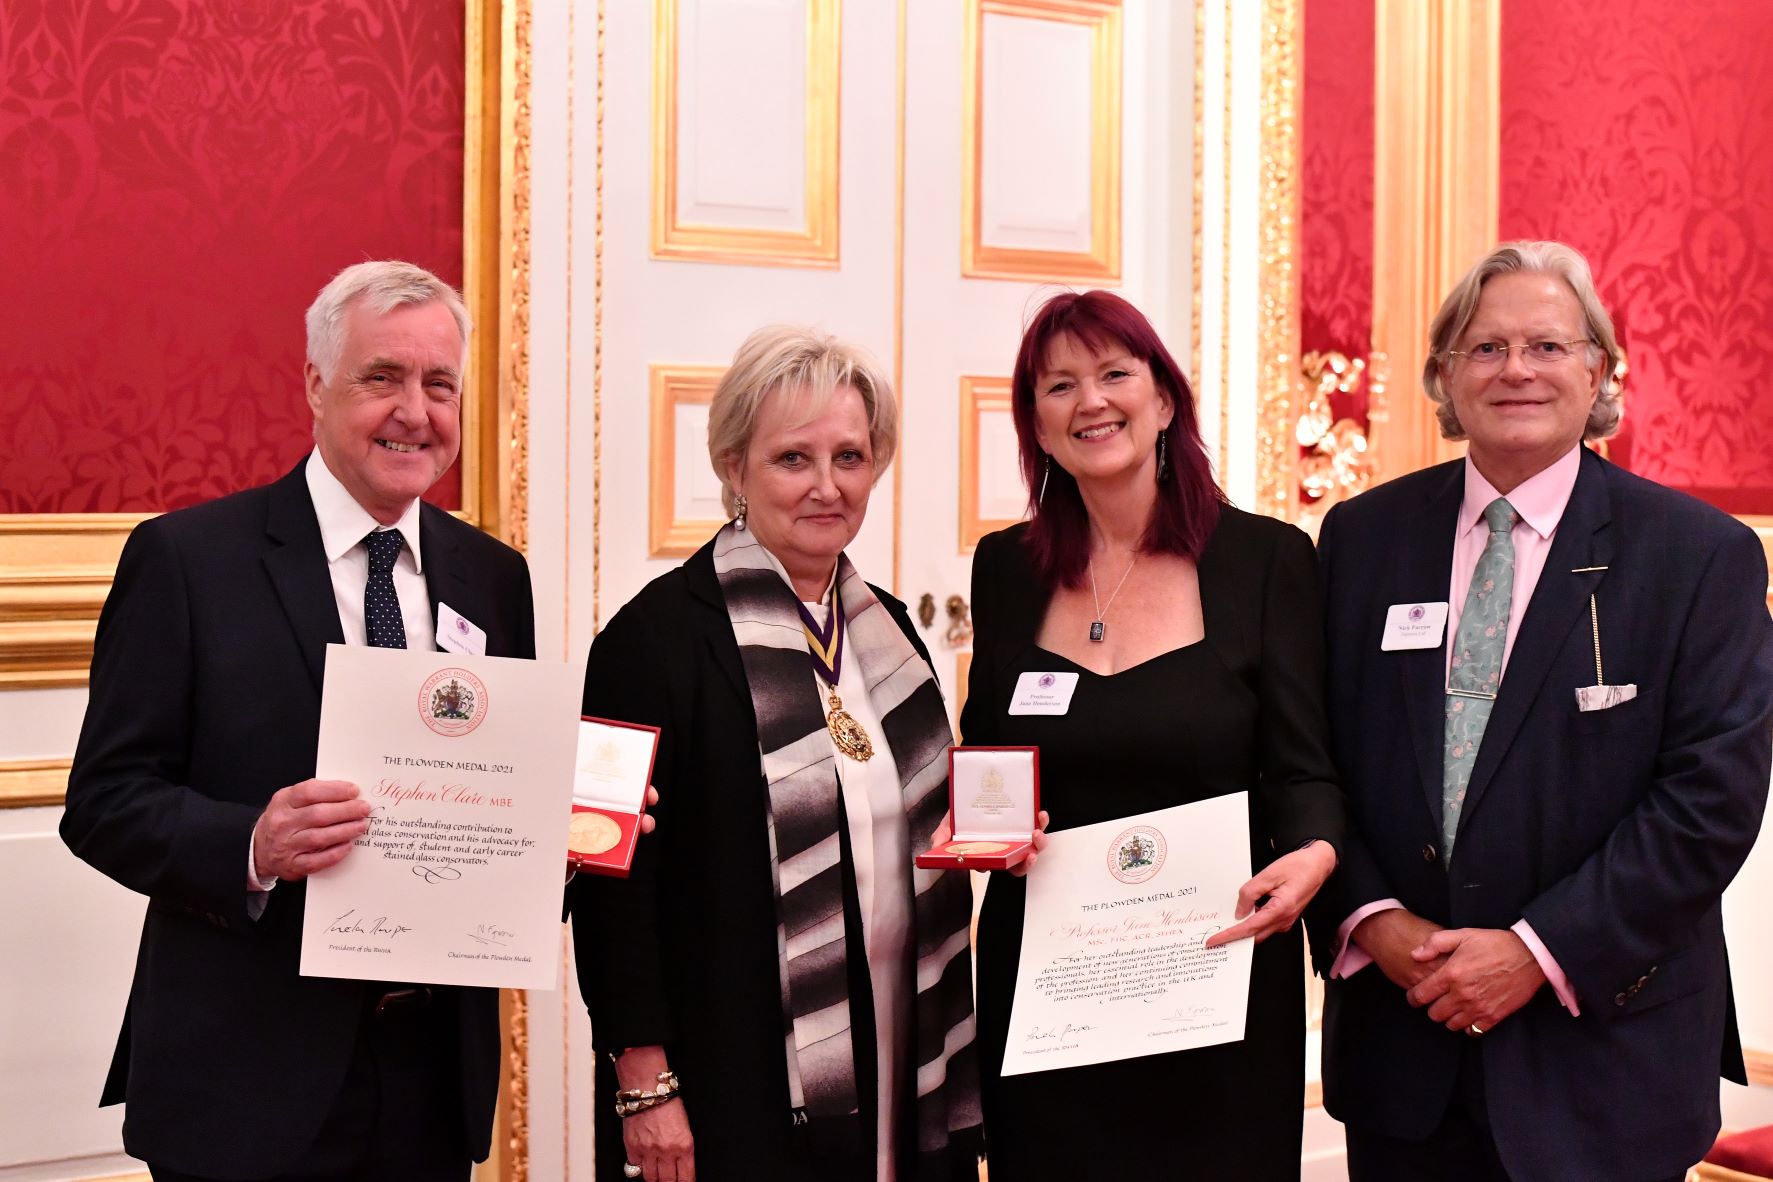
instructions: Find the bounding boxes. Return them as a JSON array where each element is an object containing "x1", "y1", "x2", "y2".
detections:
[{"x1": 363, "y1": 530, "x2": 408, "y2": 650}]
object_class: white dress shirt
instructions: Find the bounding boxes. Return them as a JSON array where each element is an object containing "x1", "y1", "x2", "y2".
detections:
[{"x1": 248, "y1": 451, "x2": 437, "y2": 902}]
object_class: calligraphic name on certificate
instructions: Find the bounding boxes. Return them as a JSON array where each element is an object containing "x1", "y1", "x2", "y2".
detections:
[
  {"x1": 300, "y1": 644, "x2": 581, "y2": 990},
  {"x1": 1001, "y1": 793, "x2": 1254, "y2": 1076}
]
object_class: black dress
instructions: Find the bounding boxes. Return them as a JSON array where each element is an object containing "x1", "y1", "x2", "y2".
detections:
[{"x1": 961, "y1": 510, "x2": 1346, "y2": 1182}]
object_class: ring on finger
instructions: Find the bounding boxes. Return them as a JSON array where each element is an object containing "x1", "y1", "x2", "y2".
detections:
[
  {"x1": 623, "y1": 1165, "x2": 643, "y2": 1179},
  {"x1": 1467, "y1": 1023, "x2": 1486, "y2": 1037}
]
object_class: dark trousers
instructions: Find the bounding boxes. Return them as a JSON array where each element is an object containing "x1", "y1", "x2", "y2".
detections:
[
  {"x1": 1344, "y1": 1043, "x2": 1685, "y2": 1182},
  {"x1": 150, "y1": 989, "x2": 470, "y2": 1182}
]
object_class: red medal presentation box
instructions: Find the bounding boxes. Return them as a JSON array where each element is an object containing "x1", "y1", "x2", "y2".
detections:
[
  {"x1": 566, "y1": 715, "x2": 659, "y2": 877},
  {"x1": 915, "y1": 746, "x2": 1040, "y2": 871}
]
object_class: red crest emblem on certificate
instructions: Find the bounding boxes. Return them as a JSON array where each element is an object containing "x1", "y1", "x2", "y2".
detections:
[
  {"x1": 1108, "y1": 825, "x2": 1167, "y2": 885},
  {"x1": 419, "y1": 668, "x2": 488, "y2": 737}
]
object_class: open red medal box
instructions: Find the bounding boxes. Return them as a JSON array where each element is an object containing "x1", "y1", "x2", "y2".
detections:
[
  {"x1": 566, "y1": 715, "x2": 660, "y2": 877},
  {"x1": 915, "y1": 746, "x2": 1040, "y2": 871}
]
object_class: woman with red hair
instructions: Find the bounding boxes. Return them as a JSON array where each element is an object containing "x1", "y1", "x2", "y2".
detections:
[{"x1": 962, "y1": 290, "x2": 1346, "y2": 1179}]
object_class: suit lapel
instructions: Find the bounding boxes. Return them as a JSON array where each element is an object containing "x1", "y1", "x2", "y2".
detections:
[
  {"x1": 419, "y1": 504, "x2": 466, "y2": 653},
  {"x1": 262, "y1": 463, "x2": 345, "y2": 692},
  {"x1": 1459, "y1": 448, "x2": 1614, "y2": 829},
  {"x1": 1393, "y1": 464, "x2": 1466, "y2": 827},
  {"x1": 683, "y1": 543, "x2": 752, "y2": 703}
]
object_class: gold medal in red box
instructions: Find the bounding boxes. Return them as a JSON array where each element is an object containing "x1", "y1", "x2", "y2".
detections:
[
  {"x1": 1108, "y1": 824, "x2": 1167, "y2": 885},
  {"x1": 418, "y1": 667, "x2": 489, "y2": 738}
]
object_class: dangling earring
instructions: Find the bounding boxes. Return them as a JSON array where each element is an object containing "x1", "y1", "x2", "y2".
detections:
[
  {"x1": 1156, "y1": 433, "x2": 1170, "y2": 484},
  {"x1": 733, "y1": 492, "x2": 748, "y2": 531},
  {"x1": 1037, "y1": 456, "x2": 1051, "y2": 506}
]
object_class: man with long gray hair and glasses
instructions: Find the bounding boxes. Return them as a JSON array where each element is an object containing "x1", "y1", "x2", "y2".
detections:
[{"x1": 1314, "y1": 241, "x2": 1772, "y2": 1181}]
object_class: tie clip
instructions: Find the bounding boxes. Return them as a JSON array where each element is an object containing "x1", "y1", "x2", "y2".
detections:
[{"x1": 1570, "y1": 565, "x2": 1609, "y2": 573}]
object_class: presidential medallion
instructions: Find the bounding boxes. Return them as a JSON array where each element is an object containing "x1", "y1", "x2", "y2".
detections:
[{"x1": 825, "y1": 692, "x2": 874, "y2": 762}]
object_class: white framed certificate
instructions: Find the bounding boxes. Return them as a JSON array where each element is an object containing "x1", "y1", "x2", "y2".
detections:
[
  {"x1": 300, "y1": 644, "x2": 582, "y2": 989},
  {"x1": 1001, "y1": 793, "x2": 1255, "y2": 1075}
]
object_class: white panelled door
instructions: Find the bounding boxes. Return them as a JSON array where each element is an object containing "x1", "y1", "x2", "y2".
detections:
[{"x1": 895, "y1": 0, "x2": 1187, "y2": 731}]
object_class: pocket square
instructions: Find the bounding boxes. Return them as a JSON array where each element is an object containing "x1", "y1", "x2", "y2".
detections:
[{"x1": 1576, "y1": 683, "x2": 1638, "y2": 712}]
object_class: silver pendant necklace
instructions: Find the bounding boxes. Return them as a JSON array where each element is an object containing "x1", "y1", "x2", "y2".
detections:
[{"x1": 1087, "y1": 552, "x2": 1138, "y2": 642}]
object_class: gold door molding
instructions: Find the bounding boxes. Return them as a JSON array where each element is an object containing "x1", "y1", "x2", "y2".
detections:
[
  {"x1": 648, "y1": 365, "x2": 729, "y2": 557},
  {"x1": 0, "y1": 758, "x2": 71, "y2": 808},
  {"x1": 650, "y1": 0, "x2": 841, "y2": 266},
  {"x1": 957, "y1": 376, "x2": 1020, "y2": 553},
  {"x1": 961, "y1": 0, "x2": 1122, "y2": 282},
  {"x1": 0, "y1": 0, "x2": 532, "y2": 695}
]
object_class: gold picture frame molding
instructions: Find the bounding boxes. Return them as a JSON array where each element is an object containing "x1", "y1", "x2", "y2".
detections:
[
  {"x1": 650, "y1": 0, "x2": 841, "y2": 267},
  {"x1": 648, "y1": 364, "x2": 728, "y2": 558},
  {"x1": 957, "y1": 375, "x2": 1019, "y2": 554},
  {"x1": 961, "y1": 0, "x2": 1122, "y2": 283},
  {"x1": 0, "y1": 0, "x2": 530, "y2": 697}
]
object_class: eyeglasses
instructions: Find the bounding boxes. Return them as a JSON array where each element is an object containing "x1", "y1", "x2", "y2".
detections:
[{"x1": 1445, "y1": 339, "x2": 1592, "y2": 370}]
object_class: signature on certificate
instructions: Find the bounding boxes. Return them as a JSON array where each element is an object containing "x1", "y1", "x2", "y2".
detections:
[
  {"x1": 1155, "y1": 1004, "x2": 1214, "y2": 1025},
  {"x1": 1024, "y1": 1022, "x2": 1097, "y2": 1043},
  {"x1": 467, "y1": 923, "x2": 516, "y2": 947},
  {"x1": 413, "y1": 861, "x2": 463, "y2": 885},
  {"x1": 327, "y1": 909, "x2": 413, "y2": 939}
]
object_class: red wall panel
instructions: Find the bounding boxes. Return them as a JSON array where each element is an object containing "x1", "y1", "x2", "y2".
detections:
[
  {"x1": 1301, "y1": 0, "x2": 1374, "y2": 371},
  {"x1": 0, "y1": 0, "x2": 466, "y2": 514},
  {"x1": 1499, "y1": 0, "x2": 1773, "y2": 513}
]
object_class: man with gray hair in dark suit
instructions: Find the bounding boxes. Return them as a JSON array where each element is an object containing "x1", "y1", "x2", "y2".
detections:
[{"x1": 63, "y1": 261, "x2": 535, "y2": 1181}]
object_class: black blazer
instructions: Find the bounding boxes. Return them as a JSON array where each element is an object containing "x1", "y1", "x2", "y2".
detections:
[
  {"x1": 1317, "y1": 448, "x2": 1773, "y2": 1181},
  {"x1": 61, "y1": 460, "x2": 535, "y2": 1178},
  {"x1": 958, "y1": 508, "x2": 1347, "y2": 892},
  {"x1": 569, "y1": 539, "x2": 973, "y2": 1181}
]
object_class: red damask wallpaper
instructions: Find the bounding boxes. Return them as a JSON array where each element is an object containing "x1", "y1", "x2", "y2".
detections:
[
  {"x1": 0, "y1": 0, "x2": 466, "y2": 514},
  {"x1": 1300, "y1": 0, "x2": 1373, "y2": 374},
  {"x1": 1296, "y1": 0, "x2": 1374, "y2": 508},
  {"x1": 1499, "y1": 0, "x2": 1773, "y2": 514}
]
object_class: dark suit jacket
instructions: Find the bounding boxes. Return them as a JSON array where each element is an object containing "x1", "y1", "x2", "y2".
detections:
[
  {"x1": 569, "y1": 539, "x2": 979, "y2": 1182},
  {"x1": 1318, "y1": 447, "x2": 1773, "y2": 1182},
  {"x1": 61, "y1": 460, "x2": 535, "y2": 1178}
]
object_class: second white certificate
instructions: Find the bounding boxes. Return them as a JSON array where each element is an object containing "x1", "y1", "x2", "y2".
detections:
[{"x1": 1001, "y1": 793, "x2": 1254, "y2": 1076}]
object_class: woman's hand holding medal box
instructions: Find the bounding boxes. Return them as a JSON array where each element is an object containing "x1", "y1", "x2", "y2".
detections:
[{"x1": 915, "y1": 746, "x2": 1040, "y2": 871}]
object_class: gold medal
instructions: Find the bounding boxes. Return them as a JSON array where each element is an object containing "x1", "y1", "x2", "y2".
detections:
[
  {"x1": 947, "y1": 841, "x2": 1010, "y2": 855},
  {"x1": 825, "y1": 691, "x2": 874, "y2": 762},
  {"x1": 568, "y1": 811, "x2": 623, "y2": 856}
]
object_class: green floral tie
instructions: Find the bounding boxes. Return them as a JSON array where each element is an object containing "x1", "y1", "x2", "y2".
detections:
[{"x1": 1441, "y1": 497, "x2": 1518, "y2": 859}]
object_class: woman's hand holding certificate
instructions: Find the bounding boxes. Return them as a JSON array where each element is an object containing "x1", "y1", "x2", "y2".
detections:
[
  {"x1": 1001, "y1": 793, "x2": 1256, "y2": 1076},
  {"x1": 1203, "y1": 837, "x2": 1337, "y2": 947}
]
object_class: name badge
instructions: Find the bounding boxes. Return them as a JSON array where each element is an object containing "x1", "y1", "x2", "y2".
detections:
[
  {"x1": 437, "y1": 602, "x2": 488, "y2": 656},
  {"x1": 1008, "y1": 671, "x2": 1080, "y2": 715},
  {"x1": 1380, "y1": 602, "x2": 1449, "y2": 651}
]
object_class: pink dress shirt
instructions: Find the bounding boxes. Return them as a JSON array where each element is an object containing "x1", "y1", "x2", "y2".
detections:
[{"x1": 1331, "y1": 444, "x2": 1583, "y2": 1014}]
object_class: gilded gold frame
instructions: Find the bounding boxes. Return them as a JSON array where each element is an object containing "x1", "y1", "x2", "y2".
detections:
[
  {"x1": 650, "y1": 0, "x2": 841, "y2": 267},
  {"x1": 0, "y1": 0, "x2": 529, "y2": 776},
  {"x1": 961, "y1": 0, "x2": 1122, "y2": 282},
  {"x1": 0, "y1": 0, "x2": 525, "y2": 698},
  {"x1": 647, "y1": 364, "x2": 728, "y2": 558},
  {"x1": 1255, "y1": 0, "x2": 1302, "y2": 522},
  {"x1": 957, "y1": 375, "x2": 1020, "y2": 554}
]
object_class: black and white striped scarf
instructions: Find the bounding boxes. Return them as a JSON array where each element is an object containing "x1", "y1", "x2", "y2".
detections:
[{"x1": 711, "y1": 524, "x2": 981, "y2": 1164}]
